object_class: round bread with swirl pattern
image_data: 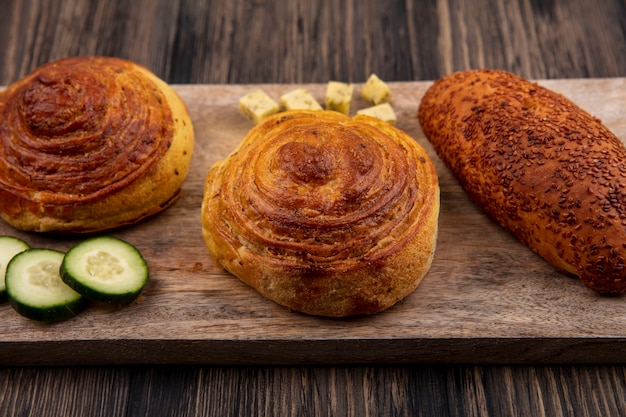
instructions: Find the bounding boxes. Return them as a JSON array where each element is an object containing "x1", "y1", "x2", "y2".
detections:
[
  {"x1": 202, "y1": 110, "x2": 439, "y2": 316},
  {"x1": 0, "y1": 56, "x2": 194, "y2": 232}
]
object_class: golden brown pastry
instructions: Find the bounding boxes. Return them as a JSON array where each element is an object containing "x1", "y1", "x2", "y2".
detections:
[
  {"x1": 418, "y1": 69, "x2": 626, "y2": 294},
  {"x1": 202, "y1": 110, "x2": 440, "y2": 316},
  {"x1": 0, "y1": 56, "x2": 194, "y2": 233}
]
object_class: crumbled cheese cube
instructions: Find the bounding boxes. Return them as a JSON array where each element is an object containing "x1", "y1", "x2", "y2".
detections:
[
  {"x1": 325, "y1": 81, "x2": 354, "y2": 114},
  {"x1": 361, "y1": 74, "x2": 392, "y2": 105},
  {"x1": 356, "y1": 103, "x2": 397, "y2": 125},
  {"x1": 238, "y1": 89, "x2": 280, "y2": 124},
  {"x1": 280, "y1": 88, "x2": 322, "y2": 111}
]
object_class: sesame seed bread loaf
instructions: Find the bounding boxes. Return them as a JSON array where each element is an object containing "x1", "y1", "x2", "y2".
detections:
[
  {"x1": 0, "y1": 57, "x2": 194, "y2": 233},
  {"x1": 202, "y1": 110, "x2": 440, "y2": 316},
  {"x1": 418, "y1": 69, "x2": 626, "y2": 294}
]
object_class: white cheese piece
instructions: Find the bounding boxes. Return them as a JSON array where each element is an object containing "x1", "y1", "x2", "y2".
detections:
[
  {"x1": 325, "y1": 81, "x2": 354, "y2": 114},
  {"x1": 280, "y1": 88, "x2": 322, "y2": 111},
  {"x1": 361, "y1": 74, "x2": 392, "y2": 105},
  {"x1": 356, "y1": 103, "x2": 397, "y2": 125},
  {"x1": 238, "y1": 89, "x2": 280, "y2": 124}
]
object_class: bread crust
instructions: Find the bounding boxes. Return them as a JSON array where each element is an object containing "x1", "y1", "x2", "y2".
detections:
[
  {"x1": 418, "y1": 69, "x2": 626, "y2": 294},
  {"x1": 202, "y1": 110, "x2": 440, "y2": 316},
  {"x1": 0, "y1": 56, "x2": 194, "y2": 233}
]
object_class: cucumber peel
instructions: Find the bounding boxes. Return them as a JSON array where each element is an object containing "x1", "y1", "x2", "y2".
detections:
[
  {"x1": 6, "y1": 248, "x2": 88, "y2": 322},
  {"x1": 61, "y1": 236, "x2": 149, "y2": 304},
  {"x1": 0, "y1": 236, "x2": 30, "y2": 299}
]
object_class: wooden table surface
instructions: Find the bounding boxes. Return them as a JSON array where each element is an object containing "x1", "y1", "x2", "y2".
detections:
[{"x1": 2, "y1": 0, "x2": 626, "y2": 415}]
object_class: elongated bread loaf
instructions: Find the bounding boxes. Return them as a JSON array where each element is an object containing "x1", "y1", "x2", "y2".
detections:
[
  {"x1": 418, "y1": 69, "x2": 626, "y2": 294},
  {"x1": 202, "y1": 110, "x2": 440, "y2": 316}
]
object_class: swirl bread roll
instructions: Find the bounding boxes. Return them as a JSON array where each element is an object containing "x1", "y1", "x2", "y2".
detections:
[
  {"x1": 0, "y1": 56, "x2": 194, "y2": 233},
  {"x1": 418, "y1": 69, "x2": 626, "y2": 294},
  {"x1": 202, "y1": 110, "x2": 439, "y2": 316}
]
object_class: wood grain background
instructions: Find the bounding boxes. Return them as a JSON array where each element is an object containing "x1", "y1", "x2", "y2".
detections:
[
  {"x1": 2, "y1": 0, "x2": 626, "y2": 416},
  {"x1": 2, "y1": 0, "x2": 626, "y2": 86}
]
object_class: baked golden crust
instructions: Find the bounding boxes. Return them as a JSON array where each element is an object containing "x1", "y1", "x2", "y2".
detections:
[
  {"x1": 418, "y1": 69, "x2": 626, "y2": 294},
  {"x1": 202, "y1": 110, "x2": 439, "y2": 316},
  {"x1": 0, "y1": 56, "x2": 194, "y2": 232}
]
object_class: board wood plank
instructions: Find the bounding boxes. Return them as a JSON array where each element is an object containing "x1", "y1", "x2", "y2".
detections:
[{"x1": 2, "y1": 79, "x2": 626, "y2": 366}]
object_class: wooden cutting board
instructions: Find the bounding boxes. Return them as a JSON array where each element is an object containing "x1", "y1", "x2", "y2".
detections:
[{"x1": 2, "y1": 79, "x2": 626, "y2": 366}]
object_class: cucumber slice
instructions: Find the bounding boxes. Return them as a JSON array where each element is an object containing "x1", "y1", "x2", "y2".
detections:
[
  {"x1": 6, "y1": 249, "x2": 88, "y2": 322},
  {"x1": 61, "y1": 236, "x2": 149, "y2": 304},
  {"x1": 0, "y1": 236, "x2": 30, "y2": 299}
]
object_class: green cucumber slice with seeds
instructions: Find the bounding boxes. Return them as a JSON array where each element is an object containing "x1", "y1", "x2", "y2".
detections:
[
  {"x1": 6, "y1": 248, "x2": 88, "y2": 322},
  {"x1": 61, "y1": 236, "x2": 149, "y2": 304},
  {"x1": 0, "y1": 236, "x2": 31, "y2": 299}
]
